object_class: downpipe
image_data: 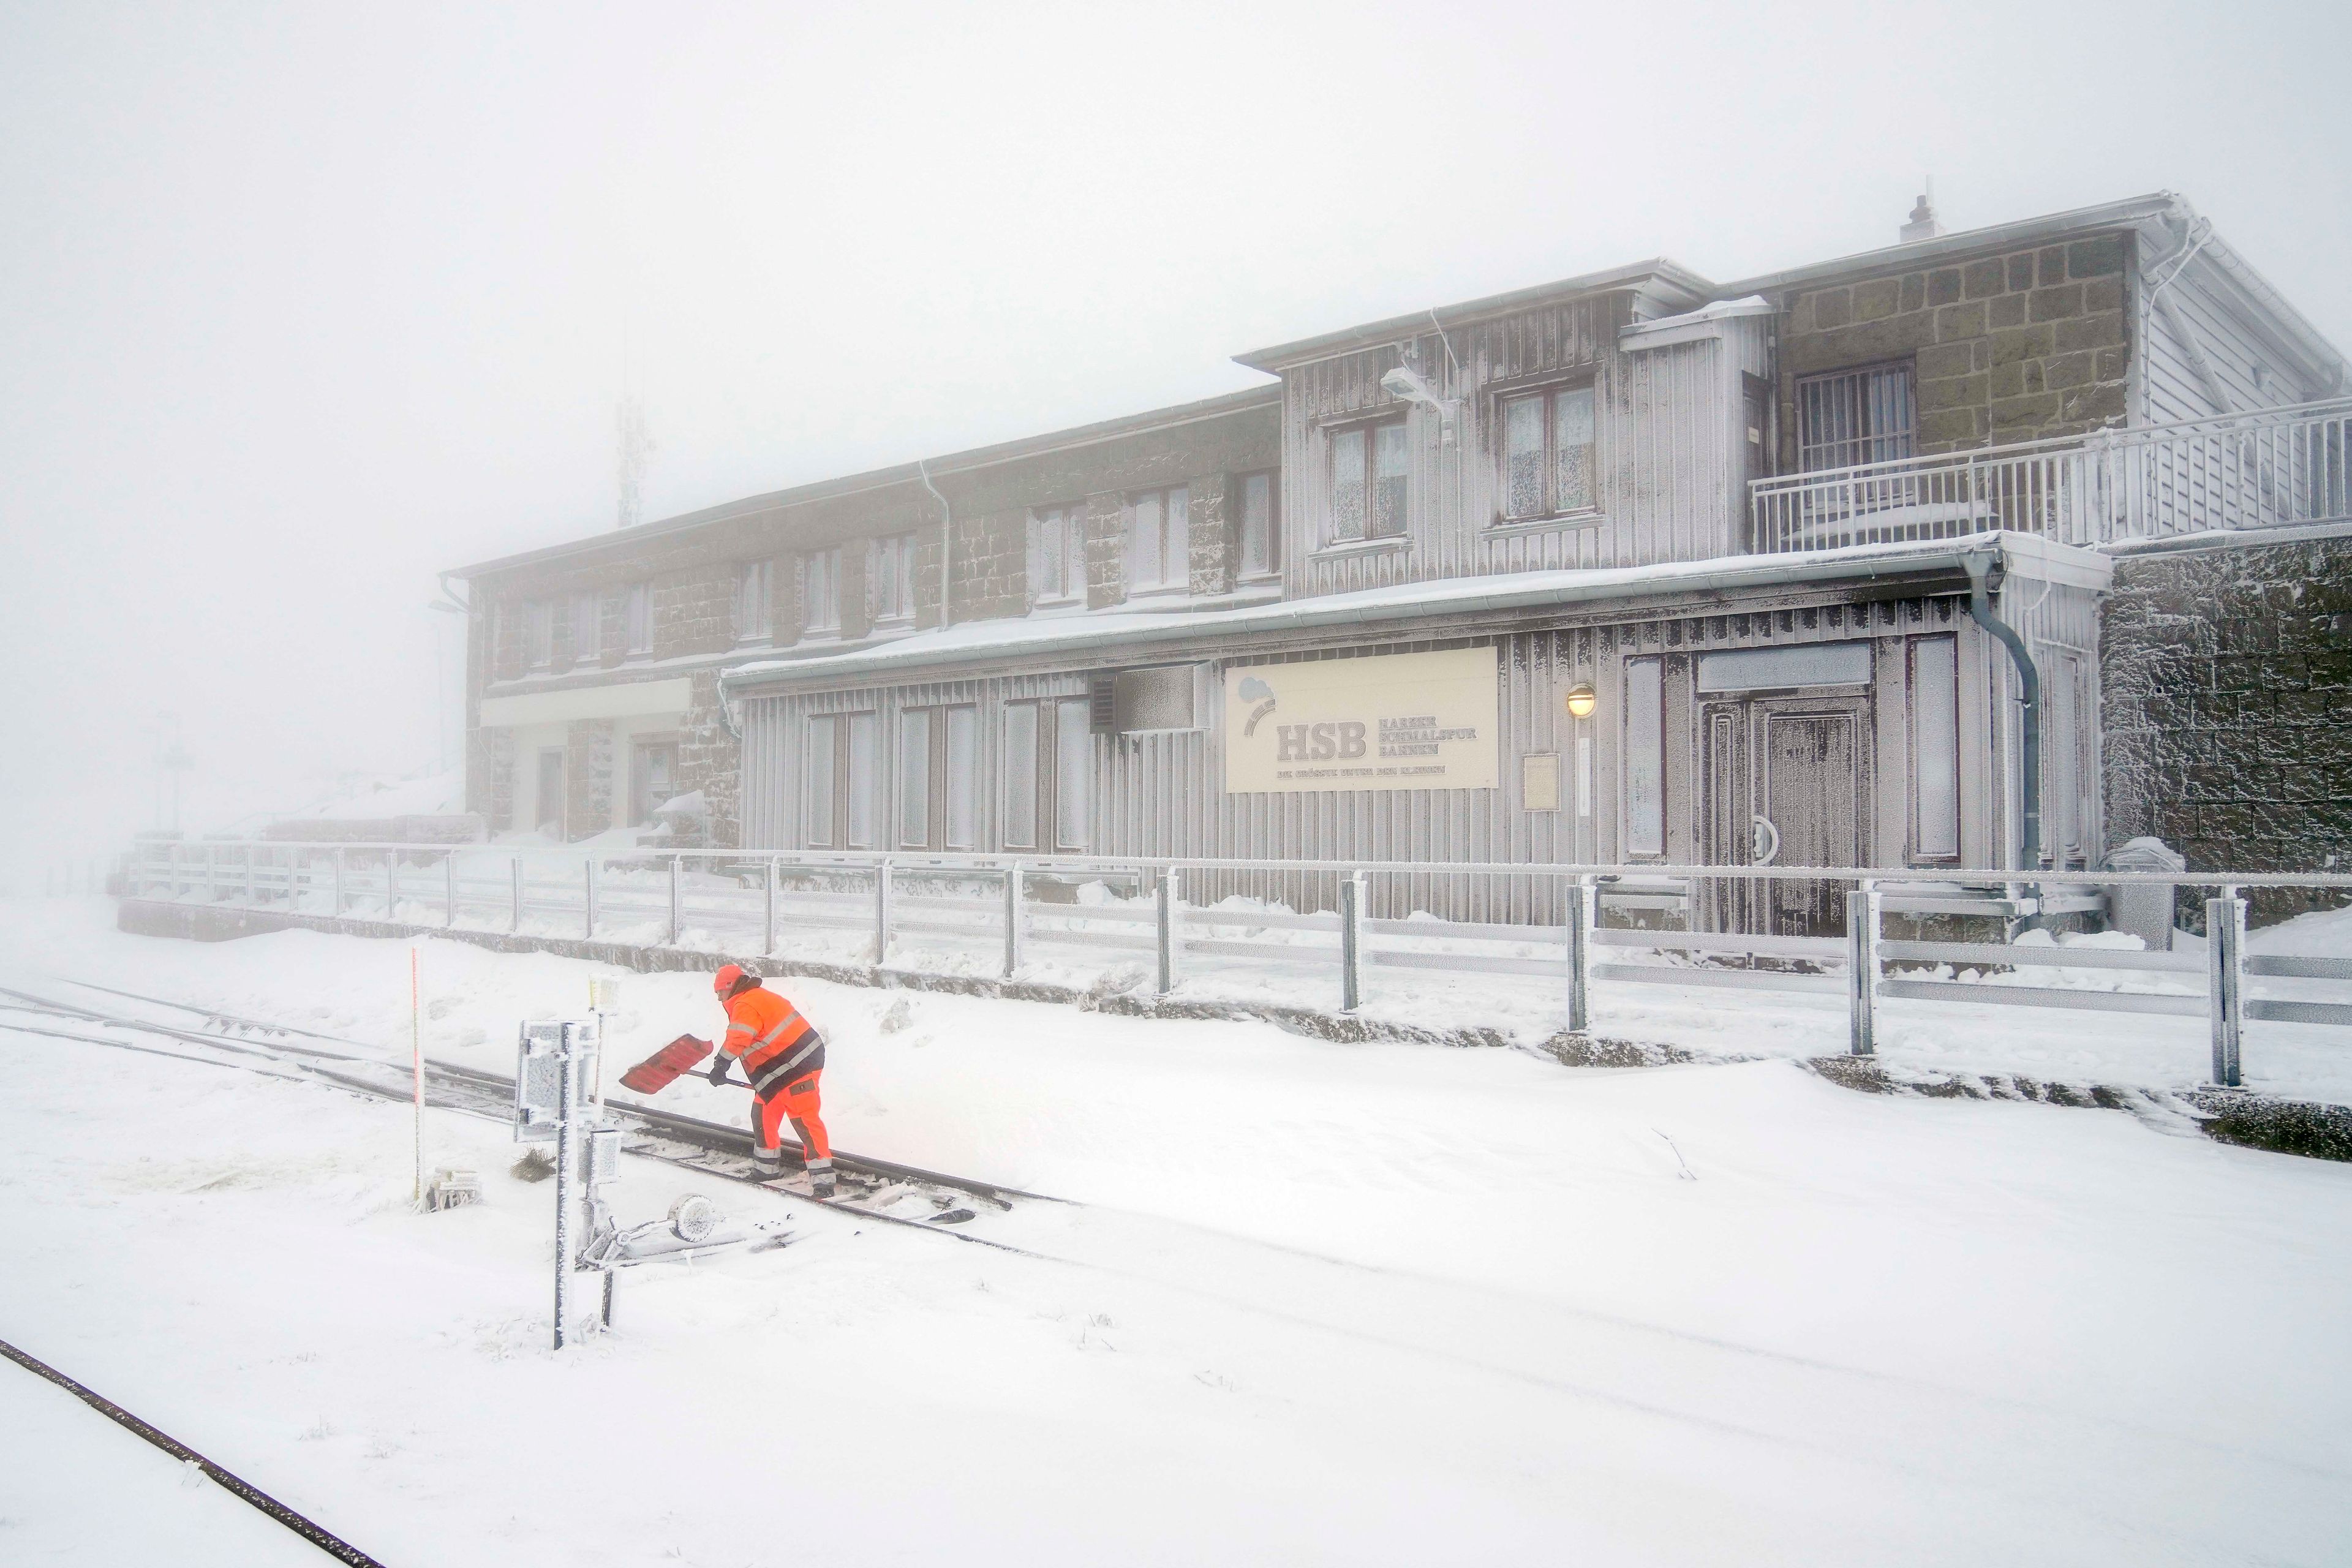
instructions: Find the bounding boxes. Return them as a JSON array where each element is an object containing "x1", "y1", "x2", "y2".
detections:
[{"x1": 1962, "y1": 549, "x2": 2042, "y2": 871}]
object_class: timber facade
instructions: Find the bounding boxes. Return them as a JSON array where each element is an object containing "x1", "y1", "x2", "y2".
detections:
[{"x1": 451, "y1": 193, "x2": 2348, "y2": 932}]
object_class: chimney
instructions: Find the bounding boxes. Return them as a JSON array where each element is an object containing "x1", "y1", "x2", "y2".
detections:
[{"x1": 1900, "y1": 187, "x2": 1943, "y2": 243}]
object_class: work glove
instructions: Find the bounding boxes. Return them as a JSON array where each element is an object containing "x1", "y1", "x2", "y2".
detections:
[{"x1": 706, "y1": 1058, "x2": 732, "y2": 1088}]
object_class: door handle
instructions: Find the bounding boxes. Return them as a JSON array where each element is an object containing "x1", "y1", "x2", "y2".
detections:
[{"x1": 1751, "y1": 814, "x2": 1781, "y2": 867}]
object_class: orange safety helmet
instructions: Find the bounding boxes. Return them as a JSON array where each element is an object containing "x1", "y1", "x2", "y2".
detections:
[{"x1": 712, "y1": 962, "x2": 748, "y2": 995}]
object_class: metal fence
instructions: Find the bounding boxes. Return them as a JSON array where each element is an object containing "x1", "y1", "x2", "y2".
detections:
[
  {"x1": 127, "y1": 840, "x2": 2352, "y2": 1090},
  {"x1": 1750, "y1": 396, "x2": 2352, "y2": 553}
]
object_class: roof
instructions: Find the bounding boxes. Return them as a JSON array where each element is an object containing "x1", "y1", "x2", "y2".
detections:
[
  {"x1": 1230, "y1": 258, "x2": 1717, "y2": 373},
  {"x1": 447, "y1": 383, "x2": 1281, "y2": 580},
  {"x1": 720, "y1": 532, "x2": 2095, "y2": 694}
]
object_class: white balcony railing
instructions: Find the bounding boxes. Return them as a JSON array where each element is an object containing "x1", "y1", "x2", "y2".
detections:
[{"x1": 1749, "y1": 397, "x2": 2352, "y2": 554}]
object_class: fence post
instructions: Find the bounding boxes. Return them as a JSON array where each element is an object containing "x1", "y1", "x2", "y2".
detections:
[
  {"x1": 583, "y1": 858, "x2": 596, "y2": 941},
  {"x1": 388, "y1": 851, "x2": 401, "y2": 921},
  {"x1": 666, "y1": 856, "x2": 680, "y2": 945},
  {"x1": 206, "y1": 843, "x2": 218, "y2": 904},
  {"x1": 445, "y1": 853, "x2": 457, "y2": 928},
  {"x1": 1155, "y1": 868, "x2": 1181, "y2": 997},
  {"x1": 1847, "y1": 883, "x2": 1881, "y2": 1057},
  {"x1": 1002, "y1": 860, "x2": 1024, "y2": 979},
  {"x1": 1567, "y1": 875, "x2": 1596, "y2": 1033},
  {"x1": 1339, "y1": 870, "x2": 1366, "y2": 1013},
  {"x1": 873, "y1": 858, "x2": 894, "y2": 967},
  {"x1": 2207, "y1": 886, "x2": 2246, "y2": 1088},
  {"x1": 763, "y1": 858, "x2": 778, "y2": 956},
  {"x1": 511, "y1": 856, "x2": 524, "y2": 933},
  {"x1": 331, "y1": 847, "x2": 345, "y2": 918}
]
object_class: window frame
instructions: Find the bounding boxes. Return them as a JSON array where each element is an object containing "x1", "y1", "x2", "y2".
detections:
[
  {"x1": 1000, "y1": 696, "x2": 1092, "y2": 853},
  {"x1": 1028, "y1": 503, "x2": 1088, "y2": 608},
  {"x1": 1237, "y1": 469, "x2": 1281, "y2": 580},
  {"x1": 801, "y1": 547, "x2": 842, "y2": 638},
  {"x1": 624, "y1": 582, "x2": 654, "y2": 657},
  {"x1": 628, "y1": 737, "x2": 679, "y2": 828},
  {"x1": 571, "y1": 590, "x2": 601, "y2": 665},
  {"x1": 525, "y1": 599, "x2": 556, "y2": 670},
  {"x1": 1494, "y1": 380, "x2": 1600, "y2": 525},
  {"x1": 895, "y1": 703, "x2": 979, "y2": 850},
  {"x1": 1621, "y1": 655, "x2": 1666, "y2": 859},
  {"x1": 734, "y1": 559, "x2": 774, "y2": 644},
  {"x1": 805, "y1": 710, "x2": 876, "y2": 849},
  {"x1": 1907, "y1": 633, "x2": 1961, "y2": 863},
  {"x1": 1125, "y1": 484, "x2": 1190, "y2": 597},
  {"x1": 869, "y1": 533, "x2": 916, "y2": 627},
  {"x1": 1795, "y1": 360, "x2": 1917, "y2": 473},
  {"x1": 1323, "y1": 415, "x2": 1409, "y2": 546}
]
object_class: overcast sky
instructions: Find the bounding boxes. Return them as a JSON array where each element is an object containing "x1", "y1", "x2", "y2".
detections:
[{"x1": 2, "y1": 0, "x2": 2346, "y2": 885}]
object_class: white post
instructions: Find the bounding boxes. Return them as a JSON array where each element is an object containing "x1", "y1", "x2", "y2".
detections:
[
  {"x1": 2207, "y1": 886, "x2": 2246, "y2": 1088},
  {"x1": 511, "y1": 856, "x2": 523, "y2": 933},
  {"x1": 388, "y1": 851, "x2": 401, "y2": 922},
  {"x1": 332, "y1": 847, "x2": 345, "y2": 918},
  {"x1": 551, "y1": 1022, "x2": 580, "y2": 1351},
  {"x1": 1003, "y1": 861, "x2": 1025, "y2": 979},
  {"x1": 873, "y1": 858, "x2": 894, "y2": 967},
  {"x1": 763, "y1": 857, "x2": 778, "y2": 956},
  {"x1": 410, "y1": 948, "x2": 424, "y2": 1207},
  {"x1": 444, "y1": 853, "x2": 457, "y2": 929},
  {"x1": 583, "y1": 858, "x2": 596, "y2": 941},
  {"x1": 1155, "y1": 868, "x2": 1181, "y2": 997},
  {"x1": 1339, "y1": 871, "x2": 1366, "y2": 1013},
  {"x1": 667, "y1": 856, "x2": 680, "y2": 945},
  {"x1": 1847, "y1": 883, "x2": 1882, "y2": 1057},
  {"x1": 1567, "y1": 874, "x2": 1596, "y2": 1033}
]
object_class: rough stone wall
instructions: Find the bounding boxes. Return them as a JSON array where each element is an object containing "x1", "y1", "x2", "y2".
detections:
[
  {"x1": 472, "y1": 726, "x2": 514, "y2": 831},
  {"x1": 565, "y1": 718, "x2": 614, "y2": 840},
  {"x1": 1781, "y1": 232, "x2": 2132, "y2": 456},
  {"x1": 2103, "y1": 534, "x2": 2352, "y2": 922},
  {"x1": 1085, "y1": 492, "x2": 1128, "y2": 609},
  {"x1": 948, "y1": 511, "x2": 1028, "y2": 622},
  {"x1": 1187, "y1": 473, "x2": 1232, "y2": 597},
  {"x1": 679, "y1": 670, "x2": 737, "y2": 846}
]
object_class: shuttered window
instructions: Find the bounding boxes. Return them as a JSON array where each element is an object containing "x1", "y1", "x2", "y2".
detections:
[
  {"x1": 896, "y1": 705, "x2": 978, "y2": 850},
  {"x1": 1796, "y1": 363, "x2": 1915, "y2": 472},
  {"x1": 806, "y1": 712, "x2": 876, "y2": 848}
]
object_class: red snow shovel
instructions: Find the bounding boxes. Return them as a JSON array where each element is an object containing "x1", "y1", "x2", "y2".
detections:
[{"x1": 619, "y1": 1034, "x2": 714, "y2": 1095}]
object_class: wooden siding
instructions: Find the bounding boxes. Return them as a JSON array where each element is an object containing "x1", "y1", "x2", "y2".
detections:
[{"x1": 1276, "y1": 298, "x2": 1760, "y2": 600}]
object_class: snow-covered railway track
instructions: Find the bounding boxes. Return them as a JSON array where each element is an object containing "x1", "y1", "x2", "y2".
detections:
[{"x1": 0, "y1": 982, "x2": 1055, "y2": 1249}]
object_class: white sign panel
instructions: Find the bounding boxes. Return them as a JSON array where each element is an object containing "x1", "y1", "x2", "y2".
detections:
[{"x1": 1224, "y1": 647, "x2": 1498, "y2": 794}]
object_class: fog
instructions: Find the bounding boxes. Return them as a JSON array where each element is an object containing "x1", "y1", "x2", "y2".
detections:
[{"x1": 2, "y1": 0, "x2": 2345, "y2": 888}]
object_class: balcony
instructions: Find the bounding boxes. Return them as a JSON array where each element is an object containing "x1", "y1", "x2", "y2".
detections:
[{"x1": 1749, "y1": 397, "x2": 2352, "y2": 555}]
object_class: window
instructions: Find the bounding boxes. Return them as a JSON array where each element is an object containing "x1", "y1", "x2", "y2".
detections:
[
  {"x1": 526, "y1": 600, "x2": 555, "y2": 669},
  {"x1": 870, "y1": 534, "x2": 915, "y2": 625},
  {"x1": 1910, "y1": 635, "x2": 1959, "y2": 860},
  {"x1": 802, "y1": 548, "x2": 841, "y2": 636},
  {"x1": 625, "y1": 582, "x2": 653, "y2": 655},
  {"x1": 1499, "y1": 385, "x2": 1597, "y2": 521},
  {"x1": 629, "y1": 739, "x2": 677, "y2": 827},
  {"x1": 1029, "y1": 504, "x2": 1088, "y2": 605},
  {"x1": 571, "y1": 592, "x2": 601, "y2": 663},
  {"x1": 734, "y1": 560, "x2": 774, "y2": 643},
  {"x1": 806, "y1": 711, "x2": 876, "y2": 848},
  {"x1": 1126, "y1": 485, "x2": 1189, "y2": 594},
  {"x1": 1329, "y1": 420, "x2": 1408, "y2": 542},
  {"x1": 1623, "y1": 657, "x2": 1665, "y2": 856},
  {"x1": 1002, "y1": 697, "x2": 1093, "y2": 852},
  {"x1": 1797, "y1": 363, "x2": 1915, "y2": 472},
  {"x1": 1238, "y1": 470, "x2": 1280, "y2": 578},
  {"x1": 897, "y1": 704, "x2": 978, "y2": 849}
]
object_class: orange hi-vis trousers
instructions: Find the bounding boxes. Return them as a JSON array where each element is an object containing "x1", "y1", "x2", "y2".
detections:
[{"x1": 753, "y1": 1069, "x2": 831, "y2": 1176}]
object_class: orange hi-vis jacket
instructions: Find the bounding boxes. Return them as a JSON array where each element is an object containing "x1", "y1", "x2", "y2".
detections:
[{"x1": 720, "y1": 984, "x2": 826, "y2": 1099}]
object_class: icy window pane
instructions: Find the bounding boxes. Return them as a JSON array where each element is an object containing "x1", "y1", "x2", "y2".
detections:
[
  {"x1": 898, "y1": 709, "x2": 931, "y2": 846},
  {"x1": 1031, "y1": 513, "x2": 1061, "y2": 600},
  {"x1": 1555, "y1": 387, "x2": 1596, "y2": 511},
  {"x1": 1241, "y1": 473, "x2": 1272, "y2": 575},
  {"x1": 944, "y1": 706, "x2": 977, "y2": 848},
  {"x1": 626, "y1": 582, "x2": 651, "y2": 654},
  {"x1": 846, "y1": 714, "x2": 876, "y2": 848},
  {"x1": 1330, "y1": 428, "x2": 1366, "y2": 541},
  {"x1": 1503, "y1": 395, "x2": 1546, "y2": 518},
  {"x1": 806, "y1": 718, "x2": 835, "y2": 846},
  {"x1": 1372, "y1": 421, "x2": 1409, "y2": 537},
  {"x1": 1055, "y1": 699, "x2": 1090, "y2": 850},
  {"x1": 1623, "y1": 657, "x2": 1664, "y2": 856},
  {"x1": 1164, "y1": 486, "x2": 1188, "y2": 590},
  {"x1": 2047, "y1": 653, "x2": 2078, "y2": 858},
  {"x1": 1129, "y1": 491, "x2": 1163, "y2": 589},
  {"x1": 1002, "y1": 703, "x2": 1038, "y2": 848},
  {"x1": 573, "y1": 594, "x2": 600, "y2": 661},
  {"x1": 1912, "y1": 635, "x2": 1959, "y2": 858}
]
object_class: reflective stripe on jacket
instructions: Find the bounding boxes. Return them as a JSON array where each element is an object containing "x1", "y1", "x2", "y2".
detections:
[{"x1": 721, "y1": 984, "x2": 826, "y2": 1097}]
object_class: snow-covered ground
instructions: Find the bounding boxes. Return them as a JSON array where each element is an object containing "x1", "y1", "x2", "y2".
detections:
[{"x1": 2, "y1": 899, "x2": 2349, "y2": 1564}]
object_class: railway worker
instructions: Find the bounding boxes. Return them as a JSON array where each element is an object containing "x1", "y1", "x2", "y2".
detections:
[{"x1": 707, "y1": 963, "x2": 833, "y2": 1196}]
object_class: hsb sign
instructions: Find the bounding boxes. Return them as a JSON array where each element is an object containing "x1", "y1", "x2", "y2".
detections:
[{"x1": 1223, "y1": 647, "x2": 1498, "y2": 794}]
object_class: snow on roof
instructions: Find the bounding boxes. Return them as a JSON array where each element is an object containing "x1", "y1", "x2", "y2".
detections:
[{"x1": 723, "y1": 533, "x2": 2033, "y2": 692}]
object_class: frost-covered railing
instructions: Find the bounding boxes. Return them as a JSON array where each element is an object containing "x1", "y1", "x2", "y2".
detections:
[
  {"x1": 1749, "y1": 396, "x2": 2352, "y2": 553},
  {"x1": 126, "y1": 840, "x2": 2352, "y2": 1090}
]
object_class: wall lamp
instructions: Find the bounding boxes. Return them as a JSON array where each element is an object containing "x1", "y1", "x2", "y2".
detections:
[
  {"x1": 1564, "y1": 684, "x2": 1597, "y2": 720},
  {"x1": 1380, "y1": 364, "x2": 1462, "y2": 447}
]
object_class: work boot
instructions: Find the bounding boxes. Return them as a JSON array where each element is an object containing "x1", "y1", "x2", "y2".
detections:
[
  {"x1": 808, "y1": 1161, "x2": 837, "y2": 1199},
  {"x1": 752, "y1": 1147, "x2": 785, "y2": 1178}
]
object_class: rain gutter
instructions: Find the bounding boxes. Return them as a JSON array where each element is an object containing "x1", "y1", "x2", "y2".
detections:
[{"x1": 1961, "y1": 548, "x2": 2042, "y2": 870}]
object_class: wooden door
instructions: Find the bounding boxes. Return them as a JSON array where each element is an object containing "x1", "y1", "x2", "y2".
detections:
[{"x1": 1698, "y1": 694, "x2": 1871, "y2": 935}]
